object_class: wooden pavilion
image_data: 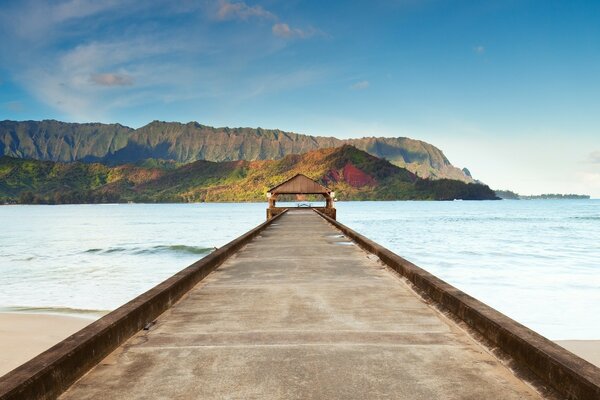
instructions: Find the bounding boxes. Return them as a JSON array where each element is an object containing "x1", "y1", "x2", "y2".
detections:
[{"x1": 266, "y1": 174, "x2": 336, "y2": 220}]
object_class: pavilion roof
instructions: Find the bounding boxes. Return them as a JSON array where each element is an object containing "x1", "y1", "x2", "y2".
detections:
[{"x1": 267, "y1": 174, "x2": 331, "y2": 195}]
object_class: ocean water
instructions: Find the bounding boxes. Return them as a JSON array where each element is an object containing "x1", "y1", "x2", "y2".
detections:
[
  {"x1": 0, "y1": 204, "x2": 265, "y2": 316},
  {"x1": 1, "y1": 200, "x2": 598, "y2": 340}
]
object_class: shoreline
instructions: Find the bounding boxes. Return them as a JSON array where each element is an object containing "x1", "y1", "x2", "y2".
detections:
[
  {"x1": 3, "y1": 198, "x2": 597, "y2": 206},
  {"x1": 0, "y1": 313, "x2": 599, "y2": 378}
]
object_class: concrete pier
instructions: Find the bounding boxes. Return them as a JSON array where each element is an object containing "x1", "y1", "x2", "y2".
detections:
[{"x1": 59, "y1": 210, "x2": 543, "y2": 399}]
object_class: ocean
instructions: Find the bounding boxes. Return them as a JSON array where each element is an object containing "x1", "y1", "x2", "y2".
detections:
[{"x1": 1, "y1": 200, "x2": 598, "y2": 340}]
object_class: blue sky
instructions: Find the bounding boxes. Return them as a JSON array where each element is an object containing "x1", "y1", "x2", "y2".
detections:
[{"x1": 0, "y1": 0, "x2": 599, "y2": 196}]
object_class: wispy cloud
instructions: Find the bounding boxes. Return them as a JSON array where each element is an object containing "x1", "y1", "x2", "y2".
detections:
[
  {"x1": 4, "y1": 101, "x2": 24, "y2": 113},
  {"x1": 577, "y1": 171, "x2": 600, "y2": 189},
  {"x1": 0, "y1": 1, "x2": 327, "y2": 121},
  {"x1": 351, "y1": 80, "x2": 370, "y2": 90},
  {"x1": 51, "y1": 0, "x2": 122, "y2": 23},
  {"x1": 2, "y1": 0, "x2": 128, "y2": 41},
  {"x1": 215, "y1": 0, "x2": 275, "y2": 21},
  {"x1": 214, "y1": 2, "x2": 323, "y2": 41},
  {"x1": 272, "y1": 23, "x2": 321, "y2": 39},
  {"x1": 11, "y1": 34, "x2": 199, "y2": 119},
  {"x1": 90, "y1": 73, "x2": 134, "y2": 86},
  {"x1": 473, "y1": 45, "x2": 485, "y2": 55},
  {"x1": 240, "y1": 68, "x2": 327, "y2": 100},
  {"x1": 589, "y1": 151, "x2": 600, "y2": 164}
]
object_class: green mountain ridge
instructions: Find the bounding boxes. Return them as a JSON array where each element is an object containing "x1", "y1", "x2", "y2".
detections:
[
  {"x1": 0, "y1": 120, "x2": 472, "y2": 182},
  {"x1": 0, "y1": 145, "x2": 497, "y2": 204}
]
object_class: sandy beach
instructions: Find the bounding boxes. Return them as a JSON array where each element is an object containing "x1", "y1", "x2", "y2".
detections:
[
  {"x1": 1, "y1": 313, "x2": 599, "y2": 379},
  {"x1": 0, "y1": 313, "x2": 92, "y2": 377},
  {"x1": 555, "y1": 340, "x2": 600, "y2": 368}
]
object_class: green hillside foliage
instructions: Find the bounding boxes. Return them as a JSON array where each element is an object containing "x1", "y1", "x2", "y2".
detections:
[
  {"x1": 0, "y1": 146, "x2": 498, "y2": 204},
  {"x1": 1, "y1": 120, "x2": 472, "y2": 182}
]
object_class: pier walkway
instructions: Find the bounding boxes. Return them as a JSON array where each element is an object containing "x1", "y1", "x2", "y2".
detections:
[{"x1": 60, "y1": 210, "x2": 541, "y2": 399}]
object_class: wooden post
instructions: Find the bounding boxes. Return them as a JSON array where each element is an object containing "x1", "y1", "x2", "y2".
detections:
[{"x1": 325, "y1": 194, "x2": 333, "y2": 209}]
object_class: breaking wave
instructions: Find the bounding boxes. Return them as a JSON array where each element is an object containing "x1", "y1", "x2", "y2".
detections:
[
  {"x1": 84, "y1": 245, "x2": 214, "y2": 256},
  {"x1": 0, "y1": 306, "x2": 109, "y2": 318}
]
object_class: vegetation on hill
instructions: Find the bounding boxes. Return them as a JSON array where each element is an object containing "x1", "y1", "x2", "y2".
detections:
[
  {"x1": 495, "y1": 190, "x2": 590, "y2": 200},
  {"x1": 0, "y1": 146, "x2": 497, "y2": 204},
  {"x1": 0, "y1": 120, "x2": 472, "y2": 182}
]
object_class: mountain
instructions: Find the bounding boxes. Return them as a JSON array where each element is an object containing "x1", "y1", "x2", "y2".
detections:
[
  {"x1": 0, "y1": 145, "x2": 497, "y2": 204},
  {"x1": 0, "y1": 120, "x2": 472, "y2": 182},
  {"x1": 0, "y1": 120, "x2": 133, "y2": 162}
]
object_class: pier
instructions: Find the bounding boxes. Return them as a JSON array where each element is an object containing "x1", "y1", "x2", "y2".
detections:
[{"x1": 1, "y1": 210, "x2": 599, "y2": 399}]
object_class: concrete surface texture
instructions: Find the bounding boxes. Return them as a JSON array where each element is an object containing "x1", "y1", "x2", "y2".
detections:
[{"x1": 60, "y1": 210, "x2": 542, "y2": 399}]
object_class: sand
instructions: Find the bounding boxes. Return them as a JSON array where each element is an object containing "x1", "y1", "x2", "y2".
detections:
[
  {"x1": 555, "y1": 340, "x2": 600, "y2": 368},
  {"x1": 0, "y1": 313, "x2": 93, "y2": 377},
  {"x1": 0, "y1": 313, "x2": 599, "y2": 379}
]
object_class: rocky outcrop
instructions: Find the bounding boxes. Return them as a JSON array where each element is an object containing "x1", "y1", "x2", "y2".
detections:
[{"x1": 342, "y1": 163, "x2": 376, "y2": 187}]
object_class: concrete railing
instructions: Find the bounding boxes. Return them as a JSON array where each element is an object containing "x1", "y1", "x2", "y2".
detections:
[
  {"x1": 315, "y1": 209, "x2": 600, "y2": 400},
  {"x1": 0, "y1": 210, "x2": 288, "y2": 400}
]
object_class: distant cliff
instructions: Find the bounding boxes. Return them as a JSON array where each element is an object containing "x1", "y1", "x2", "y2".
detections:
[
  {"x1": 0, "y1": 120, "x2": 472, "y2": 182},
  {"x1": 0, "y1": 145, "x2": 497, "y2": 204}
]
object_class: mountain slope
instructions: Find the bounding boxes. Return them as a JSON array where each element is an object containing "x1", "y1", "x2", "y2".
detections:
[
  {"x1": 0, "y1": 145, "x2": 497, "y2": 204},
  {"x1": 0, "y1": 120, "x2": 133, "y2": 162},
  {"x1": 0, "y1": 120, "x2": 472, "y2": 182}
]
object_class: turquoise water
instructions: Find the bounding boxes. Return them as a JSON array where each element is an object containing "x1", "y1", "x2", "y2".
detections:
[{"x1": 1, "y1": 201, "x2": 598, "y2": 339}]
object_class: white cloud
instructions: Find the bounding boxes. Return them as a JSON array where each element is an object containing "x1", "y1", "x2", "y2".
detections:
[
  {"x1": 216, "y1": 0, "x2": 275, "y2": 21},
  {"x1": 90, "y1": 73, "x2": 134, "y2": 86},
  {"x1": 351, "y1": 80, "x2": 370, "y2": 90},
  {"x1": 272, "y1": 23, "x2": 320, "y2": 39},
  {"x1": 473, "y1": 45, "x2": 485, "y2": 55}
]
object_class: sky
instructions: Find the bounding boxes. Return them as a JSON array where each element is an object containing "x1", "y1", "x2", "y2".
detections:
[{"x1": 0, "y1": 0, "x2": 599, "y2": 197}]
